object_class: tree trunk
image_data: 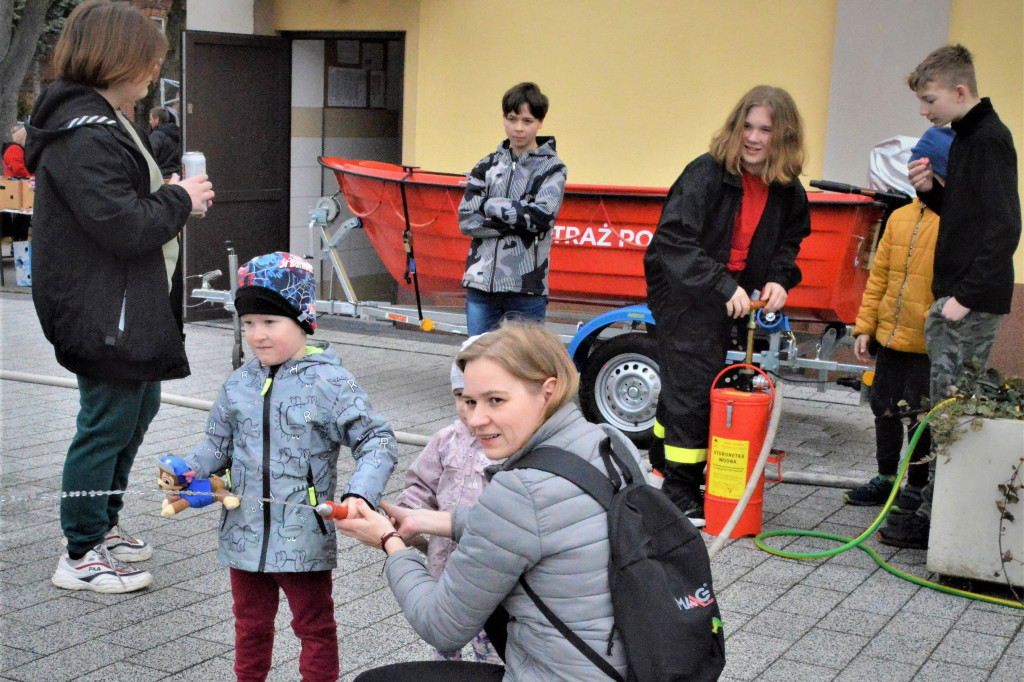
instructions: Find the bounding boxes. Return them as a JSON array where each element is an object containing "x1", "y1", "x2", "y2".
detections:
[{"x1": 1, "y1": 0, "x2": 55, "y2": 141}]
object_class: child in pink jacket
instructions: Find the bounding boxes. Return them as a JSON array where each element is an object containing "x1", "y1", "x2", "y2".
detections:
[{"x1": 395, "y1": 336, "x2": 502, "y2": 663}]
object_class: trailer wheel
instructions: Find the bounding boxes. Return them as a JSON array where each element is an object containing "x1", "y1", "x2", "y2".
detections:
[{"x1": 580, "y1": 333, "x2": 660, "y2": 448}]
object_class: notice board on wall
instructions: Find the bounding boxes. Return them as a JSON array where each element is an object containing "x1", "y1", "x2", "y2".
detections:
[{"x1": 325, "y1": 39, "x2": 396, "y2": 110}]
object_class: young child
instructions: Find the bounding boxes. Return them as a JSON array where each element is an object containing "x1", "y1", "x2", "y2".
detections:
[
  {"x1": 181, "y1": 252, "x2": 398, "y2": 682},
  {"x1": 881, "y1": 44, "x2": 1021, "y2": 549},
  {"x1": 845, "y1": 127, "x2": 954, "y2": 511},
  {"x1": 459, "y1": 82, "x2": 568, "y2": 335},
  {"x1": 393, "y1": 335, "x2": 503, "y2": 664}
]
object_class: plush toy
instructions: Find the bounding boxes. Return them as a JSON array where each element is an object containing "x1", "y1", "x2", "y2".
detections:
[{"x1": 158, "y1": 455, "x2": 240, "y2": 517}]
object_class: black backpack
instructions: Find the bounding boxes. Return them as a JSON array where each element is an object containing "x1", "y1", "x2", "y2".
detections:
[{"x1": 513, "y1": 439, "x2": 726, "y2": 682}]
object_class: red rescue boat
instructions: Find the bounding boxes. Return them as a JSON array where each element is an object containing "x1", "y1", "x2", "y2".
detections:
[{"x1": 320, "y1": 157, "x2": 885, "y2": 324}]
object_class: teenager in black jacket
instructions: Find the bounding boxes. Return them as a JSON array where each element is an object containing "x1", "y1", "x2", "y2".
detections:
[
  {"x1": 643, "y1": 85, "x2": 810, "y2": 521},
  {"x1": 24, "y1": 1, "x2": 213, "y2": 594},
  {"x1": 880, "y1": 44, "x2": 1021, "y2": 549}
]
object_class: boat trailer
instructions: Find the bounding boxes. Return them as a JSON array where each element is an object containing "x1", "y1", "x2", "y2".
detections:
[{"x1": 192, "y1": 196, "x2": 883, "y2": 447}]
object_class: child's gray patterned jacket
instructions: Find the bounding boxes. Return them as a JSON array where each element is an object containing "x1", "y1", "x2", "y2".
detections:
[{"x1": 184, "y1": 341, "x2": 397, "y2": 573}]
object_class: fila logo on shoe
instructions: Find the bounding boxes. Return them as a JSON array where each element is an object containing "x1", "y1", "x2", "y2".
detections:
[{"x1": 675, "y1": 584, "x2": 715, "y2": 610}]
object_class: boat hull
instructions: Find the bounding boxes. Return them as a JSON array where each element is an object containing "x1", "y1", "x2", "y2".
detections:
[{"x1": 321, "y1": 157, "x2": 884, "y2": 323}]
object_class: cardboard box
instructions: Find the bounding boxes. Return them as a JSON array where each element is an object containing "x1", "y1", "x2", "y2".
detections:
[
  {"x1": 20, "y1": 180, "x2": 34, "y2": 211},
  {"x1": 13, "y1": 240, "x2": 31, "y2": 287},
  {"x1": 0, "y1": 179, "x2": 22, "y2": 210}
]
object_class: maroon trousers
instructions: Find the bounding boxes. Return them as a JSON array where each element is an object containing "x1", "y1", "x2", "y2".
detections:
[{"x1": 230, "y1": 568, "x2": 339, "y2": 682}]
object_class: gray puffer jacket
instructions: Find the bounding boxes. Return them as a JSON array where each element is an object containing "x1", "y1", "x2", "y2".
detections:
[
  {"x1": 384, "y1": 403, "x2": 635, "y2": 680},
  {"x1": 185, "y1": 341, "x2": 397, "y2": 573}
]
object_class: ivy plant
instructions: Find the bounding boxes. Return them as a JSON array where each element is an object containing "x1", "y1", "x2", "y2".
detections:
[{"x1": 915, "y1": 365, "x2": 1024, "y2": 459}]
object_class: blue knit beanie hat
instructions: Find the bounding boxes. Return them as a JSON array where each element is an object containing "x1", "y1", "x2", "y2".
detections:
[
  {"x1": 235, "y1": 252, "x2": 317, "y2": 334},
  {"x1": 909, "y1": 127, "x2": 955, "y2": 179}
]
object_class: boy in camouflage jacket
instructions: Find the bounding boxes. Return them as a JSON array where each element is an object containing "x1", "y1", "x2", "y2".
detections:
[{"x1": 459, "y1": 82, "x2": 567, "y2": 334}]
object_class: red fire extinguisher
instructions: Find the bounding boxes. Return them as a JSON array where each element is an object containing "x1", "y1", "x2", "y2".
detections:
[{"x1": 704, "y1": 362, "x2": 776, "y2": 538}]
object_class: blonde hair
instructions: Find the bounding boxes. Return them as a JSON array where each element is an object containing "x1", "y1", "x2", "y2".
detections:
[
  {"x1": 907, "y1": 44, "x2": 977, "y2": 96},
  {"x1": 709, "y1": 85, "x2": 805, "y2": 184},
  {"x1": 457, "y1": 320, "x2": 578, "y2": 420},
  {"x1": 51, "y1": 0, "x2": 167, "y2": 89}
]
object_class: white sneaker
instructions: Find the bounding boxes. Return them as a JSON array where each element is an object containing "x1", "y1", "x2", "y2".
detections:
[
  {"x1": 104, "y1": 524, "x2": 152, "y2": 562},
  {"x1": 52, "y1": 544, "x2": 153, "y2": 593}
]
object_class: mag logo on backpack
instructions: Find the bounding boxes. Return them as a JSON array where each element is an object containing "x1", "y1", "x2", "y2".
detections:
[{"x1": 516, "y1": 438, "x2": 726, "y2": 682}]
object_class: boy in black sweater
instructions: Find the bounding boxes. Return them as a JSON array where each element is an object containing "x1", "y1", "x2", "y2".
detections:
[{"x1": 880, "y1": 44, "x2": 1021, "y2": 549}]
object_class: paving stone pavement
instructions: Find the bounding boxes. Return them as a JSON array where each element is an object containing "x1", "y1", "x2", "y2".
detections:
[{"x1": 1, "y1": 291, "x2": 1022, "y2": 681}]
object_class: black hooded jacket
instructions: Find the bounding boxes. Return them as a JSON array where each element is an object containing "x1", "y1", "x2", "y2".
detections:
[
  {"x1": 645, "y1": 153, "x2": 810, "y2": 313},
  {"x1": 149, "y1": 123, "x2": 181, "y2": 179},
  {"x1": 25, "y1": 82, "x2": 192, "y2": 381}
]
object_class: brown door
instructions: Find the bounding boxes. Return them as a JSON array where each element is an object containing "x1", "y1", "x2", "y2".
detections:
[{"x1": 181, "y1": 31, "x2": 291, "y2": 322}]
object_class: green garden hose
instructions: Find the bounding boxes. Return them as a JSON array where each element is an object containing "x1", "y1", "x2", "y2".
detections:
[{"x1": 754, "y1": 398, "x2": 1024, "y2": 610}]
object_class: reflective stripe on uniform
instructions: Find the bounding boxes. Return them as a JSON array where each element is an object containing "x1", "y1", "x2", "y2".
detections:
[
  {"x1": 665, "y1": 445, "x2": 708, "y2": 464},
  {"x1": 653, "y1": 420, "x2": 665, "y2": 439}
]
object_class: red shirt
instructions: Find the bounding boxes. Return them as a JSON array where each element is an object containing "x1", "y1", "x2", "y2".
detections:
[
  {"x1": 727, "y1": 170, "x2": 769, "y2": 272},
  {"x1": 3, "y1": 144, "x2": 30, "y2": 179}
]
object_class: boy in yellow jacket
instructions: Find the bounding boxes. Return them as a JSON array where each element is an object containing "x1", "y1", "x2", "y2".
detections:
[{"x1": 844, "y1": 127, "x2": 954, "y2": 510}]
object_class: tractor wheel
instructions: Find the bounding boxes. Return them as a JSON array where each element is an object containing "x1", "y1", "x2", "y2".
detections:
[{"x1": 579, "y1": 333, "x2": 660, "y2": 448}]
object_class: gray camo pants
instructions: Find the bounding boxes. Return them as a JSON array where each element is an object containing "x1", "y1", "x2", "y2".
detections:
[{"x1": 917, "y1": 296, "x2": 1004, "y2": 518}]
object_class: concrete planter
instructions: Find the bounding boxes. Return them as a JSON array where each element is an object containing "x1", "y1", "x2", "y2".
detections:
[{"x1": 928, "y1": 418, "x2": 1024, "y2": 587}]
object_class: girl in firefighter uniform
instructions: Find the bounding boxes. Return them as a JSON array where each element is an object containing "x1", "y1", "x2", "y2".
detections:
[{"x1": 643, "y1": 85, "x2": 811, "y2": 520}]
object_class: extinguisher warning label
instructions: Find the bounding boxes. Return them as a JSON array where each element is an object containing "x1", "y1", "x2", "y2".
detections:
[{"x1": 707, "y1": 437, "x2": 749, "y2": 499}]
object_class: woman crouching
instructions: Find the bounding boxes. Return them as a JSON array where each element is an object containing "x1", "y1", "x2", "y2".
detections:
[{"x1": 336, "y1": 320, "x2": 643, "y2": 681}]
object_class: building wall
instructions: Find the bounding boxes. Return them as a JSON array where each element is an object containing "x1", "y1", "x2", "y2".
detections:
[
  {"x1": 274, "y1": 0, "x2": 837, "y2": 186},
  {"x1": 823, "y1": 0, "x2": 951, "y2": 186},
  {"x1": 185, "y1": 0, "x2": 1023, "y2": 368},
  {"x1": 186, "y1": 0, "x2": 255, "y2": 33},
  {"x1": 949, "y1": 0, "x2": 1024, "y2": 374},
  {"x1": 273, "y1": 0, "x2": 421, "y2": 163},
  {"x1": 290, "y1": 39, "x2": 399, "y2": 300},
  {"x1": 413, "y1": 0, "x2": 838, "y2": 187},
  {"x1": 948, "y1": 0, "x2": 1024, "y2": 281}
]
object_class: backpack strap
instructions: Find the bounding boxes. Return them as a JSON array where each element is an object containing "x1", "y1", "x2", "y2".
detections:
[
  {"x1": 601, "y1": 438, "x2": 634, "y2": 488},
  {"x1": 515, "y1": 444, "x2": 617, "y2": 510},
  {"x1": 513, "y1": 439, "x2": 626, "y2": 682},
  {"x1": 518, "y1": 575, "x2": 625, "y2": 682}
]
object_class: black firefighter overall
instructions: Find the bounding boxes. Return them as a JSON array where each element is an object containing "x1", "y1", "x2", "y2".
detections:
[{"x1": 644, "y1": 154, "x2": 810, "y2": 500}]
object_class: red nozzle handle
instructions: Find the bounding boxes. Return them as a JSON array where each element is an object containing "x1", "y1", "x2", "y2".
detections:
[{"x1": 315, "y1": 500, "x2": 348, "y2": 520}]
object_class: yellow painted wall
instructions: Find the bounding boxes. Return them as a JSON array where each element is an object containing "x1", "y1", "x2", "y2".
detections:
[
  {"x1": 276, "y1": 0, "x2": 837, "y2": 187},
  {"x1": 415, "y1": 0, "x2": 837, "y2": 186},
  {"x1": 948, "y1": 0, "x2": 1024, "y2": 280}
]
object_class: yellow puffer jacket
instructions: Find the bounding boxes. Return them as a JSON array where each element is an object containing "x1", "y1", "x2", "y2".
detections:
[{"x1": 853, "y1": 199, "x2": 937, "y2": 355}]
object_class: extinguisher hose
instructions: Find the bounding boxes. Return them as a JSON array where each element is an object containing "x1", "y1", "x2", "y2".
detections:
[
  {"x1": 707, "y1": 384, "x2": 785, "y2": 560},
  {"x1": 752, "y1": 398, "x2": 1024, "y2": 610}
]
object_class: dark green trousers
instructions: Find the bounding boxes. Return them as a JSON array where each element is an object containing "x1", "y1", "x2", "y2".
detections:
[{"x1": 61, "y1": 377, "x2": 161, "y2": 556}]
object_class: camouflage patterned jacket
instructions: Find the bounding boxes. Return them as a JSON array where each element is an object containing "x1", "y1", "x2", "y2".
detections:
[
  {"x1": 459, "y1": 137, "x2": 567, "y2": 296},
  {"x1": 184, "y1": 341, "x2": 397, "y2": 573}
]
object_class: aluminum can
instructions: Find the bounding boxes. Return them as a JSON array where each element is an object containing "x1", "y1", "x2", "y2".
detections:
[{"x1": 181, "y1": 151, "x2": 207, "y2": 215}]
